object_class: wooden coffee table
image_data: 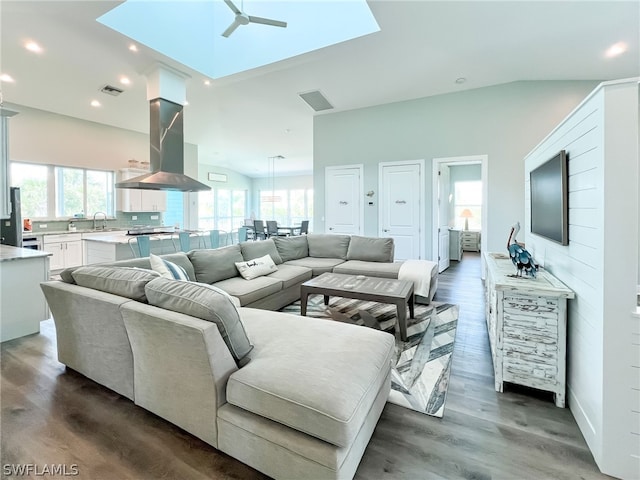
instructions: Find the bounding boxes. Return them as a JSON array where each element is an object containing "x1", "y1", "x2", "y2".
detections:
[{"x1": 300, "y1": 272, "x2": 415, "y2": 340}]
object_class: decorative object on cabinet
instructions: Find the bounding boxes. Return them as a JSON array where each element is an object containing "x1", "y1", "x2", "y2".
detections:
[
  {"x1": 460, "y1": 208, "x2": 473, "y2": 230},
  {"x1": 484, "y1": 252, "x2": 574, "y2": 407},
  {"x1": 507, "y1": 221, "x2": 536, "y2": 278},
  {"x1": 461, "y1": 230, "x2": 480, "y2": 252}
]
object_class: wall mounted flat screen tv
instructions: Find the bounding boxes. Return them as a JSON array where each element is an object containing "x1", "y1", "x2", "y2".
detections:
[{"x1": 530, "y1": 150, "x2": 569, "y2": 245}]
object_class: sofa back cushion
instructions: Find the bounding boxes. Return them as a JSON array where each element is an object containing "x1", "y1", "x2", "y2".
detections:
[
  {"x1": 188, "y1": 244, "x2": 244, "y2": 284},
  {"x1": 346, "y1": 236, "x2": 395, "y2": 262},
  {"x1": 239, "y1": 239, "x2": 283, "y2": 264},
  {"x1": 272, "y1": 236, "x2": 309, "y2": 262},
  {"x1": 71, "y1": 266, "x2": 160, "y2": 302},
  {"x1": 145, "y1": 277, "x2": 253, "y2": 365},
  {"x1": 306, "y1": 234, "x2": 350, "y2": 260},
  {"x1": 60, "y1": 252, "x2": 196, "y2": 284}
]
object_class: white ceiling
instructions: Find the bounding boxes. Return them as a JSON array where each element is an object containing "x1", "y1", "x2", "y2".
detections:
[{"x1": 1, "y1": 1, "x2": 638, "y2": 178}]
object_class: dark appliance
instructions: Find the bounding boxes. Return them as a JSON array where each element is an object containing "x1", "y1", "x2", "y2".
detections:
[
  {"x1": 530, "y1": 150, "x2": 569, "y2": 245},
  {"x1": 0, "y1": 187, "x2": 22, "y2": 247}
]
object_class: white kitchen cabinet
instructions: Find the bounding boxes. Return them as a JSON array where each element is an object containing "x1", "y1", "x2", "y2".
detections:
[
  {"x1": 43, "y1": 233, "x2": 83, "y2": 270},
  {"x1": 118, "y1": 168, "x2": 167, "y2": 212}
]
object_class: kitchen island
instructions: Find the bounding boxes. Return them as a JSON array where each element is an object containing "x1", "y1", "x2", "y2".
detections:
[
  {"x1": 83, "y1": 231, "x2": 206, "y2": 264},
  {"x1": 0, "y1": 245, "x2": 51, "y2": 342}
]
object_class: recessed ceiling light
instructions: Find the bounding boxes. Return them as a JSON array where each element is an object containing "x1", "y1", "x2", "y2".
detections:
[
  {"x1": 90, "y1": 100, "x2": 101, "y2": 107},
  {"x1": 204, "y1": 79, "x2": 211, "y2": 86},
  {"x1": 606, "y1": 41, "x2": 628, "y2": 58},
  {"x1": 120, "y1": 76, "x2": 131, "y2": 85},
  {"x1": 455, "y1": 77, "x2": 467, "y2": 84},
  {"x1": 0, "y1": 73, "x2": 15, "y2": 83},
  {"x1": 129, "y1": 43, "x2": 138, "y2": 52},
  {"x1": 25, "y1": 41, "x2": 43, "y2": 53}
]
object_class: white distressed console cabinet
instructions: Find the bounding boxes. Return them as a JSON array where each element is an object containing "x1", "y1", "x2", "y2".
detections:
[{"x1": 484, "y1": 252, "x2": 574, "y2": 407}]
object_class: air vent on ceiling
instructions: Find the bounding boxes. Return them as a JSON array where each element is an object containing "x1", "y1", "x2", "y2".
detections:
[
  {"x1": 299, "y1": 90, "x2": 333, "y2": 112},
  {"x1": 100, "y1": 84, "x2": 124, "y2": 96}
]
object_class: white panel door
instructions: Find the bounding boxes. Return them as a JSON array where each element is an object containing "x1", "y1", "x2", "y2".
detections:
[
  {"x1": 325, "y1": 166, "x2": 363, "y2": 235},
  {"x1": 438, "y1": 164, "x2": 451, "y2": 272},
  {"x1": 380, "y1": 163, "x2": 422, "y2": 260}
]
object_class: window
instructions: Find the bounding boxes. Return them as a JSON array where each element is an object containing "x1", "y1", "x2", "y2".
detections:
[
  {"x1": 10, "y1": 163, "x2": 49, "y2": 217},
  {"x1": 454, "y1": 181, "x2": 482, "y2": 230},
  {"x1": 197, "y1": 188, "x2": 247, "y2": 232},
  {"x1": 259, "y1": 188, "x2": 313, "y2": 228},
  {"x1": 10, "y1": 162, "x2": 114, "y2": 219}
]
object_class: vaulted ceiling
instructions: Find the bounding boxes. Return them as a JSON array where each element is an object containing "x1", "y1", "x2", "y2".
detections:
[{"x1": 1, "y1": 1, "x2": 638, "y2": 177}]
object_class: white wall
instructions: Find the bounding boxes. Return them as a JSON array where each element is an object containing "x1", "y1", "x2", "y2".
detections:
[
  {"x1": 524, "y1": 79, "x2": 639, "y2": 479},
  {"x1": 313, "y1": 81, "x2": 599, "y2": 258},
  {"x1": 6, "y1": 103, "x2": 199, "y2": 173}
]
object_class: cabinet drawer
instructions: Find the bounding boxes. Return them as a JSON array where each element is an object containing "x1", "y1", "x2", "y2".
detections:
[
  {"x1": 503, "y1": 357, "x2": 557, "y2": 385},
  {"x1": 44, "y1": 233, "x2": 82, "y2": 243}
]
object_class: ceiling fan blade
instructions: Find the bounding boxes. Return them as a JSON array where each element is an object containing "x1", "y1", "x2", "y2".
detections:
[
  {"x1": 223, "y1": 0, "x2": 241, "y2": 15},
  {"x1": 247, "y1": 15, "x2": 287, "y2": 28},
  {"x1": 221, "y1": 19, "x2": 241, "y2": 37}
]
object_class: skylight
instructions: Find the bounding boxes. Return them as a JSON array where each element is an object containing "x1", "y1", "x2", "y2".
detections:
[{"x1": 98, "y1": 0, "x2": 380, "y2": 79}]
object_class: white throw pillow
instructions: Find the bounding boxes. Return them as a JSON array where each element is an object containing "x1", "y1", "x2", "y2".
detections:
[
  {"x1": 150, "y1": 253, "x2": 189, "y2": 281},
  {"x1": 235, "y1": 254, "x2": 278, "y2": 280}
]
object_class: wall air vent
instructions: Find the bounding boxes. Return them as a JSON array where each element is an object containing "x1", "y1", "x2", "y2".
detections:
[
  {"x1": 299, "y1": 90, "x2": 333, "y2": 112},
  {"x1": 100, "y1": 84, "x2": 124, "y2": 96}
]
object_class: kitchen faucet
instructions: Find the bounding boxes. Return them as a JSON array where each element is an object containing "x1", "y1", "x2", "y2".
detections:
[{"x1": 93, "y1": 212, "x2": 108, "y2": 230}]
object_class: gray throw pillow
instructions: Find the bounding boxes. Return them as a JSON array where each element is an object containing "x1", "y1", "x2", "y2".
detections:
[
  {"x1": 346, "y1": 236, "x2": 395, "y2": 262},
  {"x1": 188, "y1": 244, "x2": 244, "y2": 284},
  {"x1": 273, "y1": 236, "x2": 309, "y2": 262},
  {"x1": 145, "y1": 278, "x2": 253, "y2": 364},
  {"x1": 71, "y1": 266, "x2": 160, "y2": 302},
  {"x1": 306, "y1": 234, "x2": 350, "y2": 259},
  {"x1": 240, "y1": 239, "x2": 283, "y2": 264}
]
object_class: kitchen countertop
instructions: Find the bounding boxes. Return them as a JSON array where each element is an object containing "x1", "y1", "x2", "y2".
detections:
[
  {"x1": 0, "y1": 244, "x2": 52, "y2": 262},
  {"x1": 24, "y1": 228, "x2": 127, "y2": 237}
]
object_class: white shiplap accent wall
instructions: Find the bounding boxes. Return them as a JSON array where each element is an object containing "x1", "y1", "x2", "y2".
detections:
[{"x1": 524, "y1": 79, "x2": 639, "y2": 480}]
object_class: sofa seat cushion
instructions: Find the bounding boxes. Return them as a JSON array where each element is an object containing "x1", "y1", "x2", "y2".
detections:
[
  {"x1": 213, "y1": 276, "x2": 283, "y2": 306},
  {"x1": 265, "y1": 264, "x2": 312, "y2": 289},
  {"x1": 226, "y1": 308, "x2": 395, "y2": 448},
  {"x1": 283, "y1": 257, "x2": 345, "y2": 276},
  {"x1": 332, "y1": 260, "x2": 402, "y2": 279}
]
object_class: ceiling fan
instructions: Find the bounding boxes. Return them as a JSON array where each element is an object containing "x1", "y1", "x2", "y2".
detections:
[{"x1": 221, "y1": 0, "x2": 287, "y2": 38}]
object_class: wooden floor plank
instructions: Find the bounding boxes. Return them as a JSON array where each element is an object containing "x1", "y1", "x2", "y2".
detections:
[{"x1": 1, "y1": 253, "x2": 608, "y2": 479}]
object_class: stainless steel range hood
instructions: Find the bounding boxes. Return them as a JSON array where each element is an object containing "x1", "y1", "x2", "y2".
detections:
[{"x1": 115, "y1": 98, "x2": 210, "y2": 192}]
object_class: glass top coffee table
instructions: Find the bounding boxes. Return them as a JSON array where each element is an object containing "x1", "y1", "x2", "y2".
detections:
[{"x1": 300, "y1": 272, "x2": 415, "y2": 340}]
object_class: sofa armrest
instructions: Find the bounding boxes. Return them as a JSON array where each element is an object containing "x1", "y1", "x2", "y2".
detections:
[{"x1": 121, "y1": 301, "x2": 238, "y2": 448}]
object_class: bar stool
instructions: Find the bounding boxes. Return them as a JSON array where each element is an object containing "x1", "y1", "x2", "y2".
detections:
[
  {"x1": 172, "y1": 231, "x2": 198, "y2": 252},
  {"x1": 128, "y1": 235, "x2": 160, "y2": 258}
]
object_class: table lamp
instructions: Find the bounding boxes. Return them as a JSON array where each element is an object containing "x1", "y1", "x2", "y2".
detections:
[{"x1": 460, "y1": 209, "x2": 473, "y2": 230}]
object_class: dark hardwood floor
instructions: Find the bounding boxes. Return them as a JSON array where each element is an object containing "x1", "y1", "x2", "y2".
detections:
[{"x1": 1, "y1": 253, "x2": 609, "y2": 479}]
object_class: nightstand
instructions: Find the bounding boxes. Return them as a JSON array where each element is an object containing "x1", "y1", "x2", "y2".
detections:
[{"x1": 461, "y1": 230, "x2": 481, "y2": 252}]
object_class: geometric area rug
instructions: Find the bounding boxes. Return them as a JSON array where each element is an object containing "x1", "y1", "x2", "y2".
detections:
[{"x1": 281, "y1": 297, "x2": 459, "y2": 418}]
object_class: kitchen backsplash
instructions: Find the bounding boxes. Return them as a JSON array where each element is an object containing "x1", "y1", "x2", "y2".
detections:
[{"x1": 29, "y1": 212, "x2": 163, "y2": 233}]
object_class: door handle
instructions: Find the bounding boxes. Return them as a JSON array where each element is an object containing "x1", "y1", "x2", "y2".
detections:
[
  {"x1": 383, "y1": 229, "x2": 390, "y2": 232},
  {"x1": 329, "y1": 227, "x2": 334, "y2": 230}
]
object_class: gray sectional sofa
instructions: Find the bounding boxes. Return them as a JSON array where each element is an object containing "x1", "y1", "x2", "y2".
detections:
[{"x1": 40, "y1": 234, "x2": 438, "y2": 479}]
